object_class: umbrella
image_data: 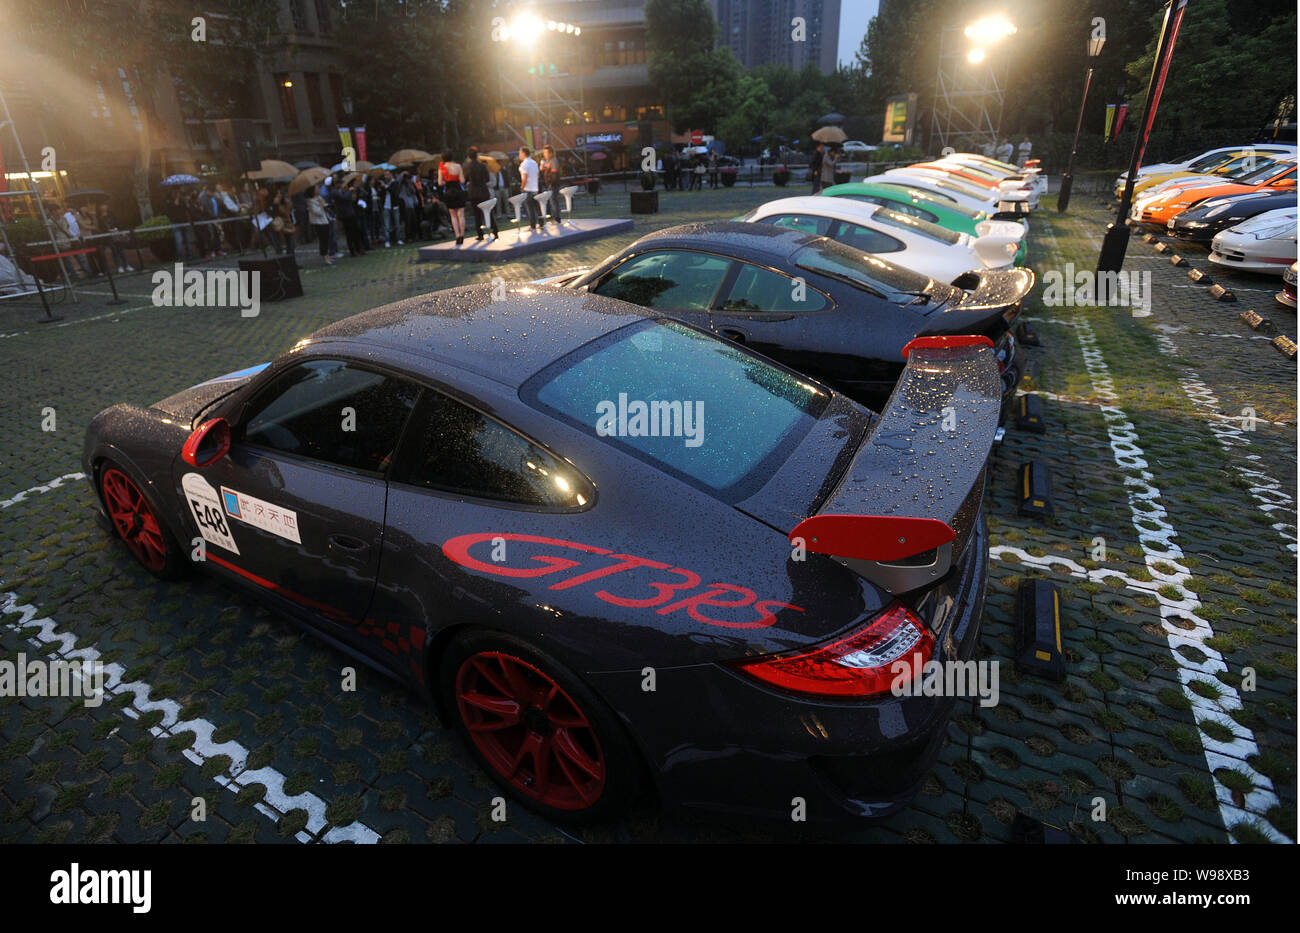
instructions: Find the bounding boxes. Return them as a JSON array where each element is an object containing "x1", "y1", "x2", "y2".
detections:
[
  {"x1": 389, "y1": 149, "x2": 434, "y2": 166},
  {"x1": 417, "y1": 156, "x2": 444, "y2": 178},
  {"x1": 811, "y1": 126, "x2": 847, "y2": 143},
  {"x1": 293, "y1": 160, "x2": 321, "y2": 170},
  {"x1": 341, "y1": 172, "x2": 363, "y2": 187},
  {"x1": 817, "y1": 112, "x2": 846, "y2": 126},
  {"x1": 354, "y1": 160, "x2": 374, "y2": 173},
  {"x1": 482, "y1": 156, "x2": 501, "y2": 174},
  {"x1": 63, "y1": 188, "x2": 110, "y2": 202},
  {"x1": 256, "y1": 159, "x2": 298, "y2": 178},
  {"x1": 486, "y1": 151, "x2": 509, "y2": 160},
  {"x1": 590, "y1": 151, "x2": 607, "y2": 161},
  {"x1": 160, "y1": 173, "x2": 202, "y2": 187},
  {"x1": 288, "y1": 166, "x2": 329, "y2": 196}
]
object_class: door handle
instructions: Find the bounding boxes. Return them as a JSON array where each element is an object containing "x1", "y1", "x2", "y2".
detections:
[
  {"x1": 721, "y1": 329, "x2": 745, "y2": 343},
  {"x1": 328, "y1": 534, "x2": 369, "y2": 554}
]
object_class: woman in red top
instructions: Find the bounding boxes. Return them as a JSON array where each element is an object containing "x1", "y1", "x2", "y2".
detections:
[{"x1": 439, "y1": 152, "x2": 468, "y2": 246}]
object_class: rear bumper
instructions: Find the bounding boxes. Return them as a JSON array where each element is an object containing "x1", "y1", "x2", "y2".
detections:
[{"x1": 587, "y1": 515, "x2": 990, "y2": 824}]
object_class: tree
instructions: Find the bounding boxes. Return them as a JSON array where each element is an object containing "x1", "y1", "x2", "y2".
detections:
[{"x1": 645, "y1": 0, "x2": 740, "y2": 134}]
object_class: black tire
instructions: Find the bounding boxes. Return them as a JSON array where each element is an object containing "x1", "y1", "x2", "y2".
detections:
[
  {"x1": 98, "y1": 460, "x2": 188, "y2": 580},
  {"x1": 440, "y1": 629, "x2": 644, "y2": 826}
]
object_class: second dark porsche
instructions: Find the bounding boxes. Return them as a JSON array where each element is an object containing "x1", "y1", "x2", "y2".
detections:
[{"x1": 539, "y1": 221, "x2": 1033, "y2": 414}]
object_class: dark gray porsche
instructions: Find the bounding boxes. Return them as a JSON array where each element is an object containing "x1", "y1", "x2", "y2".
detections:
[
  {"x1": 539, "y1": 220, "x2": 1033, "y2": 415},
  {"x1": 83, "y1": 284, "x2": 999, "y2": 826}
]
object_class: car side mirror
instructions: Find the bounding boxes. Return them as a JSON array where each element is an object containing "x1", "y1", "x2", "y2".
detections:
[{"x1": 182, "y1": 418, "x2": 231, "y2": 467}]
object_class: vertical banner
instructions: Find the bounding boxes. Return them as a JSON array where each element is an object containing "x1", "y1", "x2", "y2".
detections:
[
  {"x1": 524, "y1": 125, "x2": 535, "y2": 150},
  {"x1": 0, "y1": 140, "x2": 8, "y2": 193},
  {"x1": 354, "y1": 126, "x2": 367, "y2": 163},
  {"x1": 337, "y1": 126, "x2": 353, "y2": 168},
  {"x1": 1113, "y1": 104, "x2": 1129, "y2": 140},
  {"x1": 1104, "y1": 104, "x2": 1116, "y2": 141}
]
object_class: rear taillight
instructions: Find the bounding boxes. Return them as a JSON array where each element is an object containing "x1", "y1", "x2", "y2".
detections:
[{"x1": 730, "y1": 604, "x2": 935, "y2": 698}]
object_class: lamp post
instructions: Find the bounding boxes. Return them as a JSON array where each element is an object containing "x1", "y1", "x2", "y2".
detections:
[{"x1": 1057, "y1": 32, "x2": 1105, "y2": 212}]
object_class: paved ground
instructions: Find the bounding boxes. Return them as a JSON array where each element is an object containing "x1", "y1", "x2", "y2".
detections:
[{"x1": 0, "y1": 183, "x2": 1295, "y2": 843}]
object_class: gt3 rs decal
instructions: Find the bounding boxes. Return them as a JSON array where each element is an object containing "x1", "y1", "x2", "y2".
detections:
[
  {"x1": 442, "y1": 532, "x2": 803, "y2": 630},
  {"x1": 181, "y1": 472, "x2": 240, "y2": 555},
  {"x1": 220, "y1": 486, "x2": 301, "y2": 543}
]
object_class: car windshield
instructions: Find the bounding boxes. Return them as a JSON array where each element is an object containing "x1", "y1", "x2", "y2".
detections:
[
  {"x1": 1188, "y1": 152, "x2": 1239, "y2": 172},
  {"x1": 871, "y1": 206, "x2": 963, "y2": 244},
  {"x1": 793, "y1": 238, "x2": 961, "y2": 305},
  {"x1": 525, "y1": 320, "x2": 828, "y2": 499},
  {"x1": 1239, "y1": 161, "x2": 1296, "y2": 184}
]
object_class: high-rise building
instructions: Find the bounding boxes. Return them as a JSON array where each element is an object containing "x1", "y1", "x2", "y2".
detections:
[{"x1": 711, "y1": 0, "x2": 842, "y2": 74}]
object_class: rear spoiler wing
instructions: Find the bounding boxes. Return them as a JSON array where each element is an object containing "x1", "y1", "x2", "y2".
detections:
[{"x1": 790, "y1": 335, "x2": 1002, "y2": 593}]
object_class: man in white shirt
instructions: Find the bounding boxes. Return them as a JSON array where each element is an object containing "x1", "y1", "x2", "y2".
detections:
[
  {"x1": 1016, "y1": 135, "x2": 1033, "y2": 167},
  {"x1": 518, "y1": 147, "x2": 541, "y2": 232},
  {"x1": 60, "y1": 205, "x2": 93, "y2": 277}
]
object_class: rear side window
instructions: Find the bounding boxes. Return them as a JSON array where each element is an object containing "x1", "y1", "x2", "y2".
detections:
[
  {"x1": 394, "y1": 391, "x2": 591, "y2": 508},
  {"x1": 722, "y1": 262, "x2": 830, "y2": 312},
  {"x1": 757, "y1": 212, "x2": 834, "y2": 236},
  {"x1": 241, "y1": 359, "x2": 419, "y2": 473},
  {"x1": 832, "y1": 221, "x2": 905, "y2": 254},
  {"x1": 593, "y1": 250, "x2": 732, "y2": 310}
]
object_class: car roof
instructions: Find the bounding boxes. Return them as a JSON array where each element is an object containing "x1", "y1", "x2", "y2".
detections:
[
  {"x1": 303, "y1": 283, "x2": 650, "y2": 388},
  {"x1": 752, "y1": 195, "x2": 882, "y2": 223},
  {"x1": 618, "y1": 220, "x2": 824, "y2": 262}
]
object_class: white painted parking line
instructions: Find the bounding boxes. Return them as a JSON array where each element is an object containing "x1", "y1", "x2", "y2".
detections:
[
  {"x1": 1068, "y1": 318, "x2": 1284, "y2": 841},
  {"x1": 1, "y1": 591, "x2": 381, "y2": 844},
  {"x1": 1, "y1": 473, "x2": 87, "y2": 510}
]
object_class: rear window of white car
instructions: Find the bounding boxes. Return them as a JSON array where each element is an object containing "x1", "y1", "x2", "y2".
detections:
[{"x1": 872, "y1": 207, "x2": 962, "y2": 245}]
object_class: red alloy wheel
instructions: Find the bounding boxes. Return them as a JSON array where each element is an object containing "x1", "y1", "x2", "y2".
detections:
[
  {"x1": 101, "y1": 468, "x2": 169, "y2": 573},
  {"x1": 455, "y1": 651, "x2": 607, "y2": 811}
]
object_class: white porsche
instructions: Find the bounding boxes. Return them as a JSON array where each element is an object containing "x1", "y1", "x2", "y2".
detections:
[
  {"x1": 1208, "y1": 208, "x2": 1299, "y2": 275},
  {"x1": 740, "y1": 196, "x2": 1022, "y2": 284}
]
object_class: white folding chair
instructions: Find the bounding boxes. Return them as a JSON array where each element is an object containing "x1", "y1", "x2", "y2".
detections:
[
  {"x1": 507, "y1": 193, "x2": 528, "y2": 241},
  {"x1": 559, "y1": 185, "x2": 582, "y2": 225},
  {"x1": 476, "y1": 199, "x2": 496, "y2": 242},
  {"x1": 534, "y1": 190, "x2": 553, "y2": 230}
]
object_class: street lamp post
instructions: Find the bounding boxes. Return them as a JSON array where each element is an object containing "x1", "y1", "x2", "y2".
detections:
[{"x1": 1057, "y1": 32, "x2": 1105, "y2": 212}]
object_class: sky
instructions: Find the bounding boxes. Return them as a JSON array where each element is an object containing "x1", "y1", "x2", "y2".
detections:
[{"x1": 838, "y1": 0, "x2": 879, "y2": 68}]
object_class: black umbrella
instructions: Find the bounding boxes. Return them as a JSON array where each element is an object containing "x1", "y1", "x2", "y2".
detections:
[
  {"x1": 63, "y1": 188, "x2": 110, "y2": 202},
  {"x1": 817, "y1": 112, "x2": 846, "y2": 126},
  {"x1": 294, "y1": 160, "x2": 321, "y2": 170}
]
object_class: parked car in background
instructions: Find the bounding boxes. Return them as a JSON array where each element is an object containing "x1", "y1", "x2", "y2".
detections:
[
  {"x1": 842, "y1": 140, "x2": 876, "y2": 155},
  {"x1": 739, "y1": 196, "x2": 1022, "y2": 283},
  {"x1": 1114, "y1": 143, "x2": 1297, "y2": 193},
  {"x1": 1208, "y1": 207, "x2": 1299, "y2": 274},
  {"x1": 543, "y1": 221, "x2": 1032, "y2": 414},
  {"x1": 1277, "y1": 262, "x2": 1297, "y2": 307},
  {"x1": 1166, "y1": 190, "x2": 1297, "y2": 242},
  {"x1": 821, "y1": 182, "x2": 1028, "y2": 264},
  {"x1": 1132, "y1": 159, "x2": 1296, "y2": 227}
]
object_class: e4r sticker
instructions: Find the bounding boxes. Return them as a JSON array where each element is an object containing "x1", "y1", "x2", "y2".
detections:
[{"x1": 182, "y1": 472, "x2": 239, "y2": 555}]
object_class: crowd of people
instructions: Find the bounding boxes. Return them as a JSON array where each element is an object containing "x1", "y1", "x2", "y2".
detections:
[{"x1": 657, "y1": 149, "x2": 724, "y2": 190}]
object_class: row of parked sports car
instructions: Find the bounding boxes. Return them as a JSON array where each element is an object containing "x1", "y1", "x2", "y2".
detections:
[
  {"x1": 83, "y1": 152, "x2": 1040, "y2": 826},
  {"x1": 1119, "y1": 142, "x2": 1298, "y2": 280}
]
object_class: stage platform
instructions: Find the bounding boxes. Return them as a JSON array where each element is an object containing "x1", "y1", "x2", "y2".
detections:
[{"x1": 416, "y1": 218, "x2": 634, "y2": 263}]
